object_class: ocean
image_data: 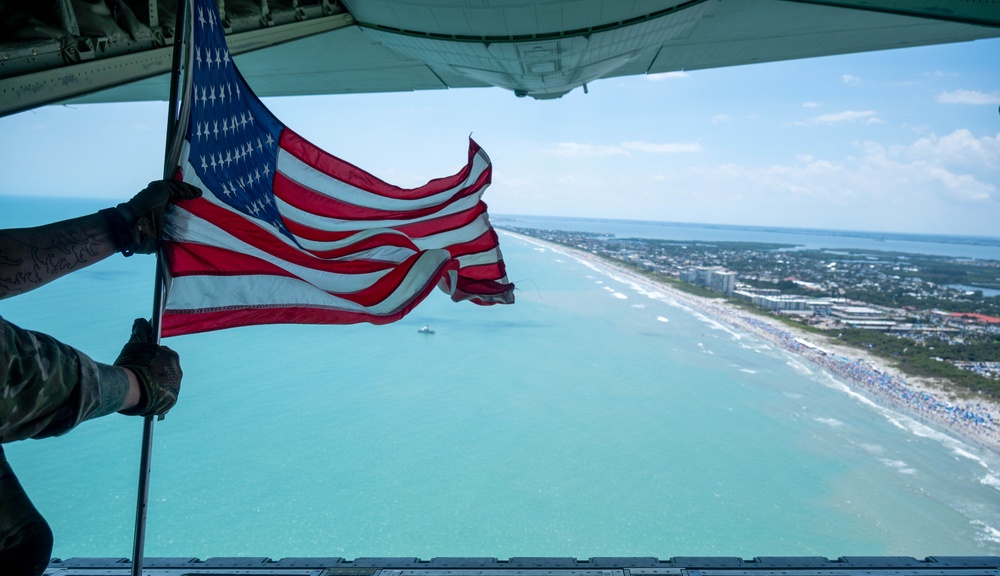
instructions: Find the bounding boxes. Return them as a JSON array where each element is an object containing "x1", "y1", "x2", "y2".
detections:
[
  {"x1": 501, "y1": 215, "x2": 1000, "y2": 260},
  {"x1": 2, "y1": 198, "x2": 1000, "y2": 561}
]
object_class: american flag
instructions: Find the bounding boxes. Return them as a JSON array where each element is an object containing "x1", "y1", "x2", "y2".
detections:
[{"x1": 160, "y1": 0, "x2": 514, "y2": 337}]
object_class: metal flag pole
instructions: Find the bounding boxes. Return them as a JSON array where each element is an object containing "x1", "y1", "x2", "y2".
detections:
[{"x1": 131, "y1": 1, "x2": 189, "y2": 574}]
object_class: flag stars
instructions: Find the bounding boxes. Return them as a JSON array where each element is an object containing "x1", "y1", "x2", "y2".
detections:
[
  {"x1": 221, "y1": 118, "x2": 229, "y2": 137},
  {"x1": 263, "y1": 163, "x2": 271, "y2": 179},
  {"x1": 219, "y1": 85, "x2": 226, "y2": 106},
  {"x1": 199, "y1": 87, "x2": 207, "y2": 106},
  {"x1": 212, "y1": 121, "x2": 219, "y2": 139},
  {"x1": 195, "y1": 47, "x2": 202, "y2": 68},
  {"x1": 198, "y1": 6, "x2": 205, "y2": 28},
  {"x1": 265, "y1": 133, "x2": 275, "y2": 148},
  {"x1": 256, "y1": 137, "x2": 264, "y2": 154},
  {"x1": 200, "y1": 156, "x2": 208, "y2": 170}
]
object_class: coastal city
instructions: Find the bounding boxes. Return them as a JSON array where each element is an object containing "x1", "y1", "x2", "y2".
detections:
[{"x1": 504, "y1": 227, "x2": 1000, "y2": 400}]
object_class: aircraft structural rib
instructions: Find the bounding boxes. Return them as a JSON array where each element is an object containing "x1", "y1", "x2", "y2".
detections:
[{"x1": 2, "y1": 0, "x2": 999, "y2": 116}]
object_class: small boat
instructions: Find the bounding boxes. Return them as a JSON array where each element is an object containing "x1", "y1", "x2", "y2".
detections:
[{"x1": 418, "y1": 325, "x2": 435, "y2": 334}]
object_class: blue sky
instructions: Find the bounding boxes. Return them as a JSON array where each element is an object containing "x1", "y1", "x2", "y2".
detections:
[{"x1": 1, "y1": 37, "x2": 998, "y2": 237}]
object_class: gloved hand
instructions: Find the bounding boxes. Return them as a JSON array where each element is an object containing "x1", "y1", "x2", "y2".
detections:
[
  {"x1": 107, "y1": 180, "x2": 202, "y2": 255},
  {"x1": 115, "y1": 318, "x2": 182, "y2": 418}
]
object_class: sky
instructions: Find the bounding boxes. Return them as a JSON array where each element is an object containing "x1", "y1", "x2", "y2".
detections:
[{"x1": 1, "y1": 36, "x2": 998, "y2": 237}]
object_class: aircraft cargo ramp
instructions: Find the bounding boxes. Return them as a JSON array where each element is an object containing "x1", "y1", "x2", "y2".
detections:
[{"x1": 43, "y1": 556, "x2": 1000, "y2": 576}]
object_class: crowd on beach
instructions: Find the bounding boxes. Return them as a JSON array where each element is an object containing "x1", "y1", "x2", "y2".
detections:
[
  {"x1": 687, "y1": 288, "x2": 1000, "y2": 451},
  {"x1": 510, "y1": 231, "x2": 1000, "y2": 453}
]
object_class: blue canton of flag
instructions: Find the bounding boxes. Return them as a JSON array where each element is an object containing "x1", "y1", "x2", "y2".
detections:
[{"x1": 186, "y1": 3, "x2": 289, "y2": 238}]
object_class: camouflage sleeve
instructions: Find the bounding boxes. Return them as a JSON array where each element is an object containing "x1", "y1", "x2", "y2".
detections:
[{"x1": 0, "y1": 316, "x2": 130, "y2": 443}]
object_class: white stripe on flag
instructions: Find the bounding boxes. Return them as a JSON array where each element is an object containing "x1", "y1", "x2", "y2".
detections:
[
  {"x1": 273, "y1": 191, "x2": 484, "y2": 233},
  {"x1": 166, "y1": 263, "x2": 441, "y2": 315},
  {"x1": 275, "y1": 147, "x2": 491, "y2": 212},
  {"x1": 164, "y1": 205, "x2": 405, "y2": 293}
]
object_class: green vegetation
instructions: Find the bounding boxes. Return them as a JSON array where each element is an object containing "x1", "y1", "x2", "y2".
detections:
[{"x1": 835, "y1": 329, "x2": 1000, "y2": 397}]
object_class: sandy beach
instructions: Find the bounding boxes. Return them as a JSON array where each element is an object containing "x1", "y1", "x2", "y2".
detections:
[{"x1": 505, "y1": 230, "x2": 1000, "y2": 456}]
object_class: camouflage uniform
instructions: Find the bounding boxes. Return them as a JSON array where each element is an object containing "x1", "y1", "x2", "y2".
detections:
[{"x1": 0, "y1": 315, "x2": 128, "y2": 443}]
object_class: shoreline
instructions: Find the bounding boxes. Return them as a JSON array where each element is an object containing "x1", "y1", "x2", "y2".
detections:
[{"x1": 505, "y1": 230, "x2": 1000, "y2": 456}]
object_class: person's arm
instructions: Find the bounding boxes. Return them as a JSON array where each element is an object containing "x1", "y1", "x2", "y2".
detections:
[
  {"x1": 0, "y1": 179, "x2": 201, "y2": 300},
  {"x1": 0, "y1": 317, "x2": 138, "y2": 442},
  {"x1": 0, "y1": 213, "x2": 116, "y2": 300},
  {"x1": 0, "y1": 316, "x2": 181, "y2": 443}
]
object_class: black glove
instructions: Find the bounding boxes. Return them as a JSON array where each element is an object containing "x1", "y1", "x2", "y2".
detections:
[
  {"x1": 102, "y1": 180, "x2": 202, "y2": 256},
  {"x1": 115, "y1": 318, "x2": 182, "y2": 418}
]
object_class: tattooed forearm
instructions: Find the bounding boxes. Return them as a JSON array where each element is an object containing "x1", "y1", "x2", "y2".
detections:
[{"x1": 0, "y1": 213, "x2": 117, "y2": 299}]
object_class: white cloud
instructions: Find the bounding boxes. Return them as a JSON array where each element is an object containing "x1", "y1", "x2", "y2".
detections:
[
  {"x1": 646, "y1": 71, "x2": 690, "y2": 81},
  {"x1": 842, "y1": 74, "x2": 862, "y2": 86},
  {"x1": 922, "y1": 166, "x2": 993, "y2": 201},
  {"x1": 937, "y1": 89, "x2": 1000, "y2": 105},
  {"x1": 711, "y1": 114, "x2": 730, "y2": 124},
  {"x1": 547, "y1": 140, "x2": 703, "y2": 157},
  {"x1": 621, "y1": 141, "x2": 704, "y2": 153},
  {"x1": 651, "y1": 128, "x2": 1000, "y2": 235},
  {"x1": 898, "y1": 129, "x2": 1000, "y2": 169},
  {"x1": 801, "y1": 110, "x2": 882, "y2": 125},
  {"x1": 802, "y1": 102, "x2": 821, "y2": 108}
]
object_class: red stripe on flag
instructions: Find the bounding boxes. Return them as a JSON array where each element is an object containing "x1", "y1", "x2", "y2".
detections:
[
  {"x1": 164, "y1": 242, "x2": 294, "y2": 278},
  {"x1": 279, "y1": 130, "x2": 487, "y2": 200},
  {"x1": 337, "y1": 252, "x2": 429, "y2": 306},
  {"x1": 446, "y1": 229, "x2": 501, "y2": 259},
  {"x1": 281, "y1": 202, "x2": 487, "y2": 244},
  {"x1": 272, "y1": 168, "x2": 488, "y2": 222},
  {"x1": 161, "y1": 259, "x2": 457, "y2": 337},
  {"x1": 180, "y1": 199, "x2": 417, "y2": 264},
  {"x1": 282, "y1": 219, "x2": 354, "y2": 243},
  {"x1": 164, "y1": 240, "x2": 397, "y2": 278},
  {"x1": 391, "y1": 203, "x2": 487, "y2": 239},
  {"x1": 456, "y1": 262, "x2": 509, "y2": 282}
]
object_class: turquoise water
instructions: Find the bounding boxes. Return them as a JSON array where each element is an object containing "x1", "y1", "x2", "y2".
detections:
[{"x1": 2, "y1": 198, "x2": 1000, "y2": 561}]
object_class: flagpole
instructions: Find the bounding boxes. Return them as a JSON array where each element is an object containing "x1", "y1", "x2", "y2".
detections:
[{"x1": 131, "y1": 2, "x2": 189, "y2": 574}]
